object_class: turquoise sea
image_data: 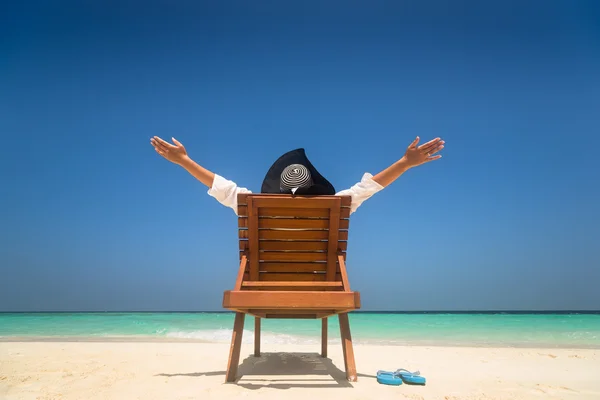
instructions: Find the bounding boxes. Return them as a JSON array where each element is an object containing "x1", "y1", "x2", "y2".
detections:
[{"x1": 1, "y1": 313, "x2": 599, "y2": 348}]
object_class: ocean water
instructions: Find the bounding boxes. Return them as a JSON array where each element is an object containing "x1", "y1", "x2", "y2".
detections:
[{"x1": 1, "y1": 312, "x2": 599, "y2": 348}]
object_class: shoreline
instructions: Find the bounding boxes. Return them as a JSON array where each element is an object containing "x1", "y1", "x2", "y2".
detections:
[{"x1": 2, "y1": 335, "x2": 600, "y2": 349}]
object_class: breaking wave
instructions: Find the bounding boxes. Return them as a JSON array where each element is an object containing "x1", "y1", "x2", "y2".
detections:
[{"x1": 165, "y1": 329, "x2": 333, "y2": 345}]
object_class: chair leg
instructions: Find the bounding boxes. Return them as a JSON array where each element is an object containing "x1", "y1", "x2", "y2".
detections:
[
  {"x1": 225, "y1": 312, "x2": 245, "y2": 383},
  {"x1": 254, "y1": 317, "x2": 261, "y2": 357},
  {"x1": 338, "y1": 312, "x2": 357, "y2": 382},
  {"x1": 321, "y1": 317, "x2": 328, "y2": 357}
]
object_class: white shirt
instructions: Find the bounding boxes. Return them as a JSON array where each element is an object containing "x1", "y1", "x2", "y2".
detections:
[{"x1": 208, "y1": 172, "x2": 385, "y2": 216}]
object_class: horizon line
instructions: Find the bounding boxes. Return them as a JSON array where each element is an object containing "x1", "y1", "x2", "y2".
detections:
[{"x1": 1, "y1": 310, "x2": 599, "y2": 314}]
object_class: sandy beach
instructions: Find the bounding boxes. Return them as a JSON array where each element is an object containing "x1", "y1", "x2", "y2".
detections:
[{"x1": 1, "y1": 340, "x2": 599, "y2": 400}]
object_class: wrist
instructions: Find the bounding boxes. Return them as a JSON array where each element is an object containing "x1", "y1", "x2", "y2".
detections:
[
  {"x1": 177, "y1": 155, "x2": 193, "y2": 167},
  {"x1": 397, "y1": 156, "x2": 414, "y2": 170}
]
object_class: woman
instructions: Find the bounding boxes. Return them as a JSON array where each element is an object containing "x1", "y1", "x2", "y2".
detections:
[{"x1": 150, "y1": 136, "x2": 445, "y2": 215}]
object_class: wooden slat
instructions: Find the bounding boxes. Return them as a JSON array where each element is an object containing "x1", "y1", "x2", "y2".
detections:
[
  {"x1": 266, "y1": 314, "x2": 320, "y2": 319},
  {"x1": 223, "y1": 290, "x2": 360, "y2": 309},
  {"x1": 258, "y1": 272, "x2": 327, "y2": 281},
  {"x1": 248, "y1": 197, "x2": 259, "y2": 280},
  {"x1": 259, "y1": 252, "x2": 327, "y2": 262},
  {"x1": 243, "y1": 262, "x2": 345, "y2": 273},
  {"x1": 259, "y1": 219, "x2": 330, "y2": 229},
  {"x1": 241, "y1": 251, "x2": 346, "y2": 262},
  {"x1": 238, "y1": 218, "x2": 349, "y2": 230},
  {"x1": 252, "y1": 197, "x2": 349, "y2": 209},
  {"x1": 257, "y1": 262, "x2": 329, "y2": 273},
  {"x1": 237, "y1": 193, "x2": 351, "y2": 207},
  {"x1": 240, "y1": 230, "x2": 348, "y2": 241},
  {"x1": 261, "y1": 241, "x2": 327, "y2": 251},
  {"x1": 326, "y1": 200, "x2": 341, "y2": 281},
  {"x1": 263, "y1": 313, "x2": 335, "y2": 319},
  {"x1": 243, "y1": 281, "x2": 342, "y2": 288},
  {"x1": 263, "y1": 241, "x2": 347, "y2": 252},
  {"x1": 260, "y1": 207, "x2": 351, "y2": 219},
  {"x1": 261, "y1": 207, "x2": 329, "y2": 218},
  {"x1": 244, "y1": 286, "x2": 339, "y2": 291},
  {"x1": 249, "y1": 309, "x2": 337, "y2": 316},
  {"x1": 244, "y1": 310, "x2": 339, "y2": 319},
  {"x1": 260, "y1": 272, "x2": 342, "y2": 281},
  {"x1": 238, "y1": 205, "x2": 350, "y2": 218},
  {"x1": 239, "y1": 241, "x2": 347, "y2": 252},
  {"x1": 242, "y1": 272, "x2": 342, "y2": 283}
]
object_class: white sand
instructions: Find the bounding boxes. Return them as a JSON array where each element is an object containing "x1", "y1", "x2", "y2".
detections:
[{"x1": 1, "y1": 341, "x2": 599, "y2": 400}]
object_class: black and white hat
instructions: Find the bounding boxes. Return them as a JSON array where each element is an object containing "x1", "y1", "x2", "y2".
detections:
[
  {"x1": 279, "y1": 164, "x2": 313, "y2": 193},
  {"x1": 261, "y1": 148, "x2": 336, "y2": 195}
]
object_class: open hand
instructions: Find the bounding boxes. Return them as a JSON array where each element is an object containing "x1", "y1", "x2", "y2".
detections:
[
  {"x1": 150, "y1": 136, "x2": 188, "y2": 165},
  {"x1": 403, "y1": 136, "x2": 445, "y2": 168}
]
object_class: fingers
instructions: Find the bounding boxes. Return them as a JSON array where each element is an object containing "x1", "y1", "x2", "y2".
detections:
[
  {"x1": 418, "y1": 137, "x2": 442, "y2": 152},
  {"x1": 154, "y1": 146, "x2": 166, "y2": 158},
  {"x1": 409, "y1": 136, "x2": 420, "y2": 149},
  {"x1": 427, "y1": 143, "x2": 445, "y2": 155},
  {"x1": 171, "y1": 137, "x2": 183, "y2": 147},
  {"x1": 151, "y1": 137, "x2": 171, "y2": 153},
  {"x1": 425, "y1": 140, "x2": 444, "y2": 161},
  {"x1": 153, "y1": 136, "x2": 176, "y2": 149},
  {"x1": 150, "y1": 137, "x2": 172, "y2": 159}
]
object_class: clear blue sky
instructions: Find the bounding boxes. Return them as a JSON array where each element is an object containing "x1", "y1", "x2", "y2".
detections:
[{"x1": 1, "y1": 0, "x2": 598, "y2": 312}]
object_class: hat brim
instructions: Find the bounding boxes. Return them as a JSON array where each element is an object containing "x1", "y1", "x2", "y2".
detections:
[{"x1": 260, "y1": 148, "x2": 336, "y2": 195}]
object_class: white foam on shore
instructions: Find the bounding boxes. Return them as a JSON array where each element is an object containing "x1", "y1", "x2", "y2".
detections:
[
  {"x1": 162, "y1": 329, "x2": 452, "y2": 346},
  {"x1": 161, "y1": 329, "x2": 600, "y2": 348},
  {"x1": 165, "y1": 329, "x2": 325, "y2": 345}
]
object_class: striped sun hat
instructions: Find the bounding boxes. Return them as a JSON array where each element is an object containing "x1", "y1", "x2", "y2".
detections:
[
  {"x1": 261, "y1": 148, "x2": 335, "y2": 195},
  {"x1": 280, "y1": 164, "x2": 313, "y2": 193}
]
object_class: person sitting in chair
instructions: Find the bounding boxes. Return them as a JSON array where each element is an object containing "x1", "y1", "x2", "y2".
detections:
[{"x1": 150, "y1": 136, "x2": 445, "y2": 215}]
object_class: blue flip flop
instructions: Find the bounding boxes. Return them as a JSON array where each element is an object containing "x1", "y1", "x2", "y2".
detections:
[
  {"x1": 376, "y1": 369, "x2": 426, "y2": 386},
  {"x1": 376, "y1": 370, "x2": 403, "y2": 385},
  {"x1": 395, "y1": 369, "x2": 426, "y2": 385}
]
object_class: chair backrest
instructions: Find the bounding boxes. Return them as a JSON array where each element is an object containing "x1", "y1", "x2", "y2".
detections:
[{"x1": 237, "y1": 194, "x2": 351, "y2": 290}]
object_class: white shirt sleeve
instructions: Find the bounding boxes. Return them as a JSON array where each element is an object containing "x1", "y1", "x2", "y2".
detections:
[
  {"x1": 207, "y1": 174, "x2": 252, "y2": 215},
  {"x1": 336, "y1": 173, "x2": 385, "y2": 214}
]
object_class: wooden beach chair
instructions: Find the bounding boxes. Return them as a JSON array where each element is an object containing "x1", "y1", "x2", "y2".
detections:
[{"x1": 222, "y1": 193, "x2": 361, "y2": 383}]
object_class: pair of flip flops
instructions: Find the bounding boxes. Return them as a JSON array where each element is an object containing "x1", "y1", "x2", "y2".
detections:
[{"x1": 376, "y1": 369, "x2": 426, "y2": 386}]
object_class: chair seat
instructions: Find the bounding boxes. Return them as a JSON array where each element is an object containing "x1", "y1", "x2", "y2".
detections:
[{"x1": 223, "y1": 290, "x2": 361, "y2": 311}]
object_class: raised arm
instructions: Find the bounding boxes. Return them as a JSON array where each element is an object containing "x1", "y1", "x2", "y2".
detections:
[
  {"x1": 150, "y1": 136, "x2": 215, "y2": 187},
  {"x1": 150, "y1": 136, "x2": 252, "y2": 214},
  {"x1": 372, "y1": 136, "x2": 444, "y2": 187},
  {"x1": 334, "y1": 136, "x2": 446, "y2": 214}
]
